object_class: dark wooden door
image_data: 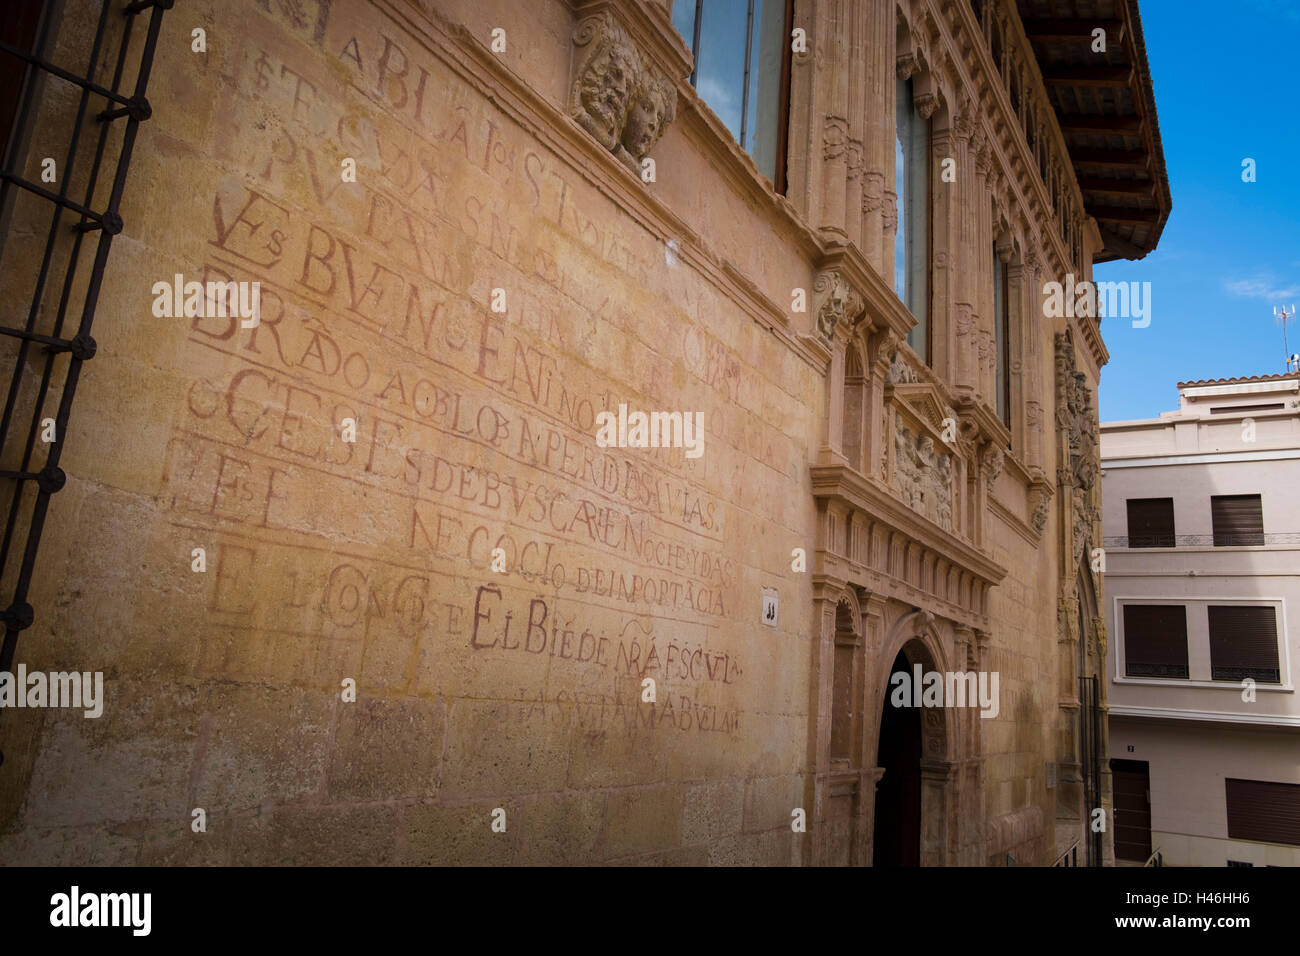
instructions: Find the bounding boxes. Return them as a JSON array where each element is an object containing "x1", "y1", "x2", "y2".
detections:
[{"x1": 1111, "y1": 759, "x2": 1152, "y2": 862}]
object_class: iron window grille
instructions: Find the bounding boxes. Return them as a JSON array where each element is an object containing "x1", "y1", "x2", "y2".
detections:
[{"x1": 0, "y1": 0, "x2": 168, "y2": 765}]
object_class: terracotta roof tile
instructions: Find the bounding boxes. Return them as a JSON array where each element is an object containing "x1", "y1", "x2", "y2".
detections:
[{"x1": 1177, "y1": 372, "x2": 1300, "y2": 389}]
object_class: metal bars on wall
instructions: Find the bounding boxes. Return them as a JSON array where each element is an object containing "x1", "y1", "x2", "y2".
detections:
[{"x1": 0, "y1": 0, "x2": 168, "y2": 763}]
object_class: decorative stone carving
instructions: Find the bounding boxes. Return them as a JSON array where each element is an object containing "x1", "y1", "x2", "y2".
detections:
[
  {"x1": 617, "y1": 72, "x2": 676, "y2": 173},
  {"x1": 570, "y1": 12, "x2": 677, "y2": 175},
  {"x1": 896, "y1": 50, "x2": 919, "y2": 80},
  {"x1": 846, "y1": 138, "x2": 864, "y2": 181},
  {"x1": 893, "y1": 413, "x2": 954, "y2": 532},
  {"x1": 886, "y1": 349, "x2": 919, "y2": 385},
  {"x1": 1055, "y1": 332, "x2": 1101, "y2": 561},
  {"x1": 883, "y1": 192, "x2": 898, "y2": 233},
  {"x1": 822, "y1": 115, "x2": 848, "y2": 160},
  {"x1": 862, "y1": 171, "x2": 884, "y2": 214},
  {"x1": 1030, "y1": 486, "x2": 1051, "y2": 534},
  {"x1": 813, "y1": 270, "x2": 864, "y2": 343},
  {"x1": 915, "y1": 91, "x2": 939, "y2": 119},
  {"x1": 984, "y1": 445, "x2": 1004, "y2": 496}
]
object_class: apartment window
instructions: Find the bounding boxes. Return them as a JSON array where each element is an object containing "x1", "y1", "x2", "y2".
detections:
[
  {"x1": 1211, "y1": 494, "x2": 1264, "y2": 546},
  {"x1": 1208, "y1": 605, "x2": 1280, "y2": 683},
  {"x1": 1122, "y1": 604, "x2": 1189, "y2": 679},
  {"x1": 1226, "y1": 779, "x2": 1300, "y2": 847},
  {"x1": 673, "y1": 0, "x2": 792, "y2": 189},
  {"x1": 895, "y1": 77, "x2": 930, "y2": 361},
  {"x1": 1210, "y1": 403, "x2": 1283, "y2": 414},
  {"x1": 992, "y1": 241, "x2": 1010, "y2": 427},
  {"x1": 1126, "y1": 497, "x2": 1175, "y2": 548}
]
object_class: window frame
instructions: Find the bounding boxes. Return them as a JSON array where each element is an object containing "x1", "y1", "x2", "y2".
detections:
[
  {"x1": 1125, "y1": 497, "x2": 1176, "y2": 548},
  {"x1": 1121, "y1": 603, "x2": 1190, "y2": 680},
  {"x1": 895, "y1": 75, "x2": 932, "y2": 364},
  {"x1": 674, "y1": 0, "x2": 793, "y2": 192},
  {"x1": 1207, "y1": 604, "x2": 1281, "y2": 684},
  {"x1": 1211, "y1": 493, "x2": 1265, "y2": 547},
  {"x1": 993, "y1": 239, "x2": 1010, "y2": 427}
]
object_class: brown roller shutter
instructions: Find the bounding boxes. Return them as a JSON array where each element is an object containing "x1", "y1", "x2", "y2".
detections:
[
  {"x1": 1209, "y1": 606, "x2": 1280, "y2": 683},
  {"x1": 1226, "y1": 779, "x2": 1300, "y2": 846},
  {"x1": 1211, "y1": 494, "x2": 1264, "y2": 546},
  {"x1": 1126, "y1": 497, "x2": 1175, "y2": 547},
  {"x1": 1122, "y1": 604, "x2": 1188, "y2": 678}
]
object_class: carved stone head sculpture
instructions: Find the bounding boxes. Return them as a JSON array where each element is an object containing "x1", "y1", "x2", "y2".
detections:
[
  {"x1": 618, "y1": 73, "x2": 676, "y2": 171},
  {"x1": 571, "y1": 15, "x2": 639, "y2": 151}
]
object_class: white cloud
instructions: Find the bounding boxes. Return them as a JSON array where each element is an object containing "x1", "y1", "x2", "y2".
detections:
[
  {"x1": 696, "y1": 74, "x2": 742, "y2": 142},
  {"x1": 1224, "y1": 275, "x2": 1300, "y2": 302}
]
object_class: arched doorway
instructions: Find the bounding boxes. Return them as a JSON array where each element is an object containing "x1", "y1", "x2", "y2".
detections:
[{"x1": 873, "y1": 650, "x2": 922, "y2": 866}]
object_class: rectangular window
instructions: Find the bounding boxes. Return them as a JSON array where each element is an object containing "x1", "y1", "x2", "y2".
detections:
[
  {"x1": 1126, "y1": 497, "x2": 1175, "y2": 548},
  {"x1": 1208, "y1": 605, "x2": 1280, "y2": 683},
  {"x1": 1210, "y1": 403, "x2": 1283, "y2": 414},
  {"x1": 673, "y1": 0, "x2": 791, "y2": 189},
  {"x1": 993, "y1": 242, "x2": 1009, "y2": 427},
  {"x1": 1122, "y1": 604, "x2": 1189, "y2": 679},
  {"x1": 1211, "y1": 494, "x2": 1264, "y2": 546},
  {"x1": 895, "y1": 77, "x2": 930, "y2": 362},
  {"x1": 1226, "y1": 779, "x2": 1300, "y2": 847}
]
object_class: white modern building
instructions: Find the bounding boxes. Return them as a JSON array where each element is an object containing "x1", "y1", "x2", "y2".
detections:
[{"x1": 1101, "y1": 373, "x2": 1300, "y2": 866}]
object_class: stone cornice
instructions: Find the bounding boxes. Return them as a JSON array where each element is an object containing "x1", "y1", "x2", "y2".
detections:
[{"x1": 988, "y1": 495, "x2": 1039, "y2": 546}]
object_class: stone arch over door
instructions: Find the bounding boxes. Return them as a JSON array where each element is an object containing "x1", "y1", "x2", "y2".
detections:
[{"x1": 866, "y1": 607, "x2": 956, "y2": 866}]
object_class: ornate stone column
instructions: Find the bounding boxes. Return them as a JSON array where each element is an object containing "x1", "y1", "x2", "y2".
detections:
[{"x1": 859, "y1": 0, "x2": 892, "y2": 274}]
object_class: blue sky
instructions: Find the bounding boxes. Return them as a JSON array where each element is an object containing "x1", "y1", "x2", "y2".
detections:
[{"x1": 1093, "y1": 0, "x2": 1300, "y2": 422}]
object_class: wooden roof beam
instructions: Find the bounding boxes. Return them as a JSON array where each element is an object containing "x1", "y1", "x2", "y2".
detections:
[
  {"x1": 1069, "y1": 147, "x2": 1149, "y2": 168},
  {"x1": 1023, "y1": 18, "x2": 1125, "y2": 43},
  {"x1": 1087, "y1": 204, "x2": 1161, "y2": 224},
  {"x1": 1077, "y1": 177, "x2": 1156, "y2": 196},
  {"x1": 1041, "y1": 65, "x2": 1133, "y2": 86},
  {"x1": 1060, "y1": 114, "x2": 1143, "y2": 133}
]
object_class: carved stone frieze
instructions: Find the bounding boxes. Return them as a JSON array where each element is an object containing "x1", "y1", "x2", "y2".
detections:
[{"x1": 893, "y1": 413, "x2": 954, "y2": 532}]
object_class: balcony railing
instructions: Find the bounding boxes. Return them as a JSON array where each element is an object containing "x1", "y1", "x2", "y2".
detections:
[
  {"x1": 1103, "y1": 533, "x2": 1300, "y2": 549},
  {"x1": 1053, "y1": 840, "x2": 1080, "y2": 867}
]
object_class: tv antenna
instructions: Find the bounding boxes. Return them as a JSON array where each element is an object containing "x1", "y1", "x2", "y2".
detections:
[{"x1": 1275, "y1": 305, "x2": 1299, "y2": 372}]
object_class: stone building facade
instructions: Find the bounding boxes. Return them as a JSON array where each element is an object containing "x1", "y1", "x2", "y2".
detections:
[{"x1": 0, "y1": 0, "x2": 1167, "y2": 864}]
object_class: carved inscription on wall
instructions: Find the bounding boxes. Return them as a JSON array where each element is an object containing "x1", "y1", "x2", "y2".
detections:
[{"x1": 150, "y1": 3, "x2": 778, "y2": 750}]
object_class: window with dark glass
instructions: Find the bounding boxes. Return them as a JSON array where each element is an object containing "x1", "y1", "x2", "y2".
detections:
[
  {"x1": 672, "y1": 0, "x2": 791, "y2": 189},
  {"x1": 1211, "y1": 494, "x2": 1265, "y2": 546},
  {"x1": 1122, "y1": 604, "x2": 1189, "y2": 679},
  {"x1": 896, "y1": 76, "x2": 930, "y2": 361},
  {"x1": 1209, "y1": 605, "x2": 1280, "y2": 683},
  {"x1": 993, "y1": 240, "x2": 1009, "y2": 428},
  {"x1": 1126, "y1": 497, "x2": 1175, "y2": 548}
]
